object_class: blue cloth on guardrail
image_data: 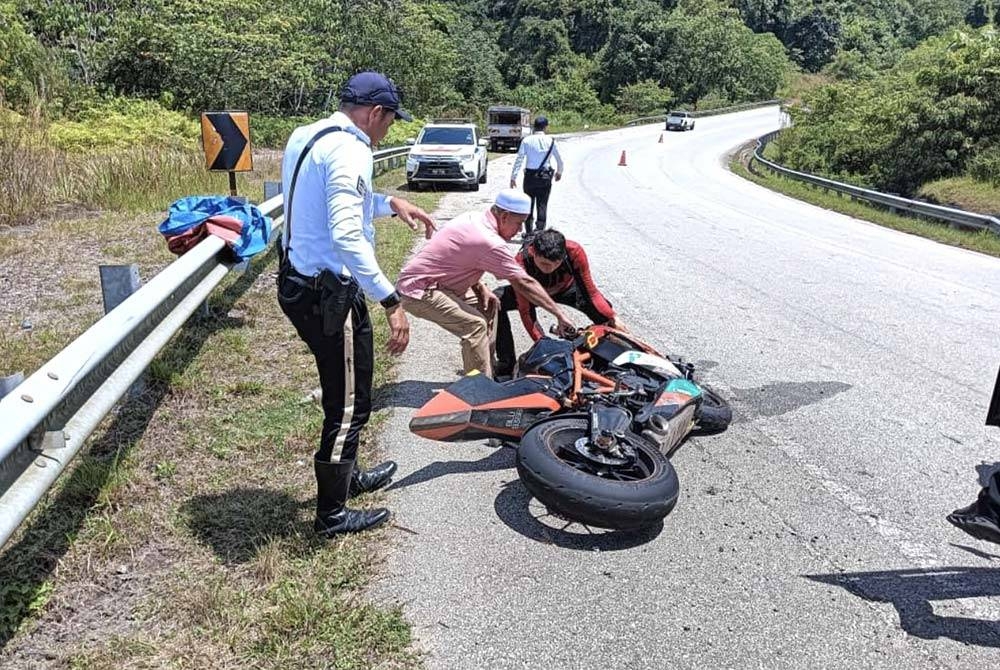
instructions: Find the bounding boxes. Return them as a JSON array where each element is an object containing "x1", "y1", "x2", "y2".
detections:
[{"x1": 158, "y1": 196, "x2": 272, "y2": 260}]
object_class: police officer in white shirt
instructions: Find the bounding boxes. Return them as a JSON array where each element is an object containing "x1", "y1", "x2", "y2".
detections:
[
  {"x1": 278, "y1": 71, "x2": 435, "y2": 537},
  {"x1": 510, "y1": 116, "x2": 564, "y2": 234}
]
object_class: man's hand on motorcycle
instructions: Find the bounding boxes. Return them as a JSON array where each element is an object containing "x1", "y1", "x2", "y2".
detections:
[
  {"x1": 555, "y1": 317, "x2": 577, "y2": 338},
  {"x1": 609, "y1": 316, "x2": 629, "y2": 333}
]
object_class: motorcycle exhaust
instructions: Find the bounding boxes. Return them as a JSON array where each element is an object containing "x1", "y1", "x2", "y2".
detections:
[{"x1": 642, "y1": 406, "x2": 696, "y2": 454}]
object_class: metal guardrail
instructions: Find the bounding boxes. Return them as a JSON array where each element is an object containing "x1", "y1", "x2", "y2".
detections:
[
  {"x1": 625, "y1": 99, "x2": 780, "y2": 127},
  {"x1": 0, "y1": 146, "x2": 408, "y2": 549},
  {"x1": 373, "y1": 146, "x2": 410, "y2": 175},
  {"x1": 751, "y1": 131, "x2": 1000, "y2": 235}
]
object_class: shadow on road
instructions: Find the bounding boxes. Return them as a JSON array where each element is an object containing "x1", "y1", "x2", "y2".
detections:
[
  {"x1": 806, "y1": 566, "x2": 1000, "y2": 648},
  {"x1": 373, "y1": 379, "x2": 453, "y2": 411},
  {"x1": 493, "y1": 481, "x2": 663, "y2": 551},
  {"x1": 387, "y1": 445, "x2": 516, "y2": 491}
]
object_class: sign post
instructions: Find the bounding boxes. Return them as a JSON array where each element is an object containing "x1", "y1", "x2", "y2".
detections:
[{"x1": 200, "y1": 111, "x2": 253, "y2": 197}]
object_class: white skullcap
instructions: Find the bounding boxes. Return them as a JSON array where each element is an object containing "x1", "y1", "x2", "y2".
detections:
[{"x1": 494, "y1": 189, "x2": 532, "y2": 215}]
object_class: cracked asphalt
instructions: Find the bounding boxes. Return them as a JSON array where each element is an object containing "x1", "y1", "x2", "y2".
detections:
[{"x1": 371, "y1": 107, "x2": 1000, "y2": 669}]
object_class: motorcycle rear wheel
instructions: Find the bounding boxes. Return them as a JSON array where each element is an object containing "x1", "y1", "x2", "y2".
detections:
[{"x1": 516, "y1": 417, "x2": 679, "y2": 530}]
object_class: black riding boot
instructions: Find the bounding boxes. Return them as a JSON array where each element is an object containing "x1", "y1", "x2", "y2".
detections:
[
  {"x1": 314, "y1": 458, "x2": 390, "y2": 537},
  {"x1": 350, "y1": 461, "x2": 398, "y2": 497}
]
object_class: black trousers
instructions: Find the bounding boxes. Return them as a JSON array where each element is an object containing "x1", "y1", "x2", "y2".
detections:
[
  {"x1": 493, "y1": 284, "x2": 612, "y2": 376},
  {"x1": 278, "y1": 272, "x2": 374, "y2": 464},
  {"x1": 522, "y1": 170, "x2": 553, "y2": 234}
]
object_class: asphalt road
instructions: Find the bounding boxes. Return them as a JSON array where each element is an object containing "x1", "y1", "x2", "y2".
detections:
[{"x1": 372, "y1": 107, "x2": 1000, "y2": 669}]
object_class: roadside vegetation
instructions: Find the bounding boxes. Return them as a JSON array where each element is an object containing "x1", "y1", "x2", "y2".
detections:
[
  {"x1": 0, "y1": 166, "x2": 441, "y2": 668},
  {"x1": 3, "y1": 0, "x2": 1000, "y2": 664},
  {"x1": 772, "y1": 26, "x2": 1000, "y2": 215}
]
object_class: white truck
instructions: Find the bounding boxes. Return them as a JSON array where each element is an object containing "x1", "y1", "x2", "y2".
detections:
[
  {"x1": 405, "y1": 119, "x2": 489, "y2": 191},
  {"x1": 665, "y1": 110, "x2": 695, "y2": 131},
  {"x1": 486, "y1": 105, "x2": 531, "y2": 152}
]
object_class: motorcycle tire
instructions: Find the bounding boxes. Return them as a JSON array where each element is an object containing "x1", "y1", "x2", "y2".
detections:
[
  {"x1": 516, "y1": 417, "x2": 680, "y2": 530},
  {"x1": 695, "y1": 386, "x2": 732, "y2": 434}
]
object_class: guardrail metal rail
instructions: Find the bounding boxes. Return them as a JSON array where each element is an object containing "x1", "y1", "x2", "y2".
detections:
[
  {"x1": 0, "y1": 145, "x2": 409, "y2": 550},
  {"x1": 751, "y1": 130, "x2": 1000, "y2": 235}
]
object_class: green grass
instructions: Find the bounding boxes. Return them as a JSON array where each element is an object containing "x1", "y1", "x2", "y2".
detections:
[
  {"x1": 919, "y1": 176, "x2": 1000, "y2": 217},
  {"x1": 730, "y1": 153, "x2": 1000, "y2": 258},
  {"x1": 0, "y1": 163, "x2": 445, "y2": 666}
]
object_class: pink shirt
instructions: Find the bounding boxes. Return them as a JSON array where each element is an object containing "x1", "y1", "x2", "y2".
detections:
[{"x1": 397, "y1": 209, "x2": 529, "y2": 299}]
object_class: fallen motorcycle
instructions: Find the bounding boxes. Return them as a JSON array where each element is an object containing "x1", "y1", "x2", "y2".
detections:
[{"x1": 409, "y1": 326, "x2": 732, "y2": 530}]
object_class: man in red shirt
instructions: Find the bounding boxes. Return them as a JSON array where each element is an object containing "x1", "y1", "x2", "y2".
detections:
[{"x1": 494, "y1": 228, "x2": 626, "y2": 378}]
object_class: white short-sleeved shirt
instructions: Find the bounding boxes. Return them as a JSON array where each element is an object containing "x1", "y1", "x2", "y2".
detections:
[{"x1": 281, "y1": 111, "x2": 395, "y2": 301}]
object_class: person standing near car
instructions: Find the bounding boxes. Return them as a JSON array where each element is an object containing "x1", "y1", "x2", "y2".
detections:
[
  {"x1": 510, "y1": 116, "x2": 563, "y2": 234},
  {"x1": 277, "y1": 71, "x2": 435, "y2": 537}
]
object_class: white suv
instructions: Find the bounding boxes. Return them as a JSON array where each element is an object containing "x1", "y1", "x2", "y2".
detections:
[
  {"x1": 665, "y1": 110, "x2": 695, "y2": 131},
  {"x1": 406, "y1": 120, "x2": 488, "y2": 191}
]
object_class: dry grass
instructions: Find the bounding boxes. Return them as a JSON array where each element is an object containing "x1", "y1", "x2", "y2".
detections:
[
  {"x1": 0, "y1": 165, "x2": 442, "y2": 669},
  {"x1": 0, "y1": 118, "x2": 277, "y2": 228}
]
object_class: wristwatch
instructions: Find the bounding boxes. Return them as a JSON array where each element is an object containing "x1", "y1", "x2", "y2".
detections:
[{"x1": 380, "y1": 291, "x2": 401, "y2": 309}]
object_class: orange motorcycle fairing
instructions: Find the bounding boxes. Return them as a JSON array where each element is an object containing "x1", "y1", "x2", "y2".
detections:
[{"x1": 409, "y1": 373, "x2": 561, "y2": 442}]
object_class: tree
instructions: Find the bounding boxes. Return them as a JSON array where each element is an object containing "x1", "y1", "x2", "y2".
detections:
[
  {"x1": 615, "y1": 79, "x2": 674, "y2": 114},
  {"x1": 783, "y1": 9, "x2": 840, "y2": 72},
  {"x1": 0, "y1": 2, "x2": 53, "y2": 110},
  {"x1": 660, "y1": 0, "x2": 789, "y2": 106}
]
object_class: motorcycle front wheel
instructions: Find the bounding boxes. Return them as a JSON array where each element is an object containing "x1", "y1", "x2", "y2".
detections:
[{"x1": 516, "y1": 417, "x2": 679, "y2": 530}]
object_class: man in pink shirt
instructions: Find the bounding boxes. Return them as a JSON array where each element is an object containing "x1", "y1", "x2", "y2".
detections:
[{"x1": 397, "y1": 190, "x2": 575, "y2": 377}]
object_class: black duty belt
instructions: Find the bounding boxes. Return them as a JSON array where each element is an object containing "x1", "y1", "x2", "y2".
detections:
[{"x1": 285, "y1": 265, "x2": 356, "y2": 292}]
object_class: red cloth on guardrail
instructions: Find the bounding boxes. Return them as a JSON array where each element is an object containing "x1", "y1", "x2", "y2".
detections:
[{"x1": 164, "y1": 215, "x2": 243, "y2": 256}]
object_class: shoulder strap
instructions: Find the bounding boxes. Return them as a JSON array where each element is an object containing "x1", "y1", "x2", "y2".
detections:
[
  {"x1": 540, "y1": 137, "x2": 555, "y2": 169},
  {"x1": 282, "y1": 125, "x2": 346, "y2": 265}
]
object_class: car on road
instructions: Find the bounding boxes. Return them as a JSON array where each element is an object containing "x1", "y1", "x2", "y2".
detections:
[
  {"x1": 406, "y1": 120, "x2": 488, "y2": 191},
  {"x1": 665, "y1": 110, "x2": 695, "y2": 131}
]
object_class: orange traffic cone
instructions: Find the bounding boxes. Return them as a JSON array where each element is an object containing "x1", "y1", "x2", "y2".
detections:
[
  {"x1": 618, "y1": 150, "x2": 627, "y2": 166},
  {"x1": 658, "y1": 133, "x2": 664, "y2": 144}
]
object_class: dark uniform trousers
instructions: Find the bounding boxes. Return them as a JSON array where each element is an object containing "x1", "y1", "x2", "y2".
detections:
[
  {"x1": 522, "y1": 169, "x2": 552, "y2": 234},
  {"x1": 493, "y1": 283, "x2": 612, "y2": 376},
  {"x1": 278, "y1": 271, "x2": 373, "y2": 464}
]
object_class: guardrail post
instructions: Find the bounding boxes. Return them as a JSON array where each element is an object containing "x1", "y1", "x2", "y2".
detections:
[
  {"x1": 100, "y1": 265, "x2": 141, "y2": 314},
  {"x1": 0, "y1": 373, "x2": 24, "y2": 401},
  {"x1": 264, "y1": 180, "x2": 282, "y2": 201},
  {"x1": 99, "y1": 265, "x2": 145, "y2": 397}
]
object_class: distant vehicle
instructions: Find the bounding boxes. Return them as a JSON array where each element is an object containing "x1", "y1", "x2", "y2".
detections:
[
  {"x1": 405, "y1": 119, "x2": 488, "y2": 191},
  {"x1": 486, "y1": 105, "x2": 531, "y2": 152},
  {"x1": 665, "y1": 110, "x2": 695, "y2": 131}
]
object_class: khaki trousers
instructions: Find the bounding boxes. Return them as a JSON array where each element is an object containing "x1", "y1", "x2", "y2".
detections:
[{"x1": 401, "y1": 288, "x2": 496, "y2": 377}]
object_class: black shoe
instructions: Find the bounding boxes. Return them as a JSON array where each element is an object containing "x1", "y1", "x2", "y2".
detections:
[
  {"x1": 350, "y1": 461, "x2": 398, "y2": 497},
  {"x1": 315, "y1": 457, "x2": 391, "y2": 537},
  {"x1": 947, "y1": 501, "x2": 1000, "y2": 545},
  {"x1": 315, "y1": 507, "x2": 391, "y2": 536}
]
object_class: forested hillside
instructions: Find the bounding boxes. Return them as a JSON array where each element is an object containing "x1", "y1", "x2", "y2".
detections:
[
  {"x1": 1, "y1": 0, "x2": 998, "y2": 223},
  {"x1": 4, "y1": 0, "x2": 995, "y2": 122}
]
